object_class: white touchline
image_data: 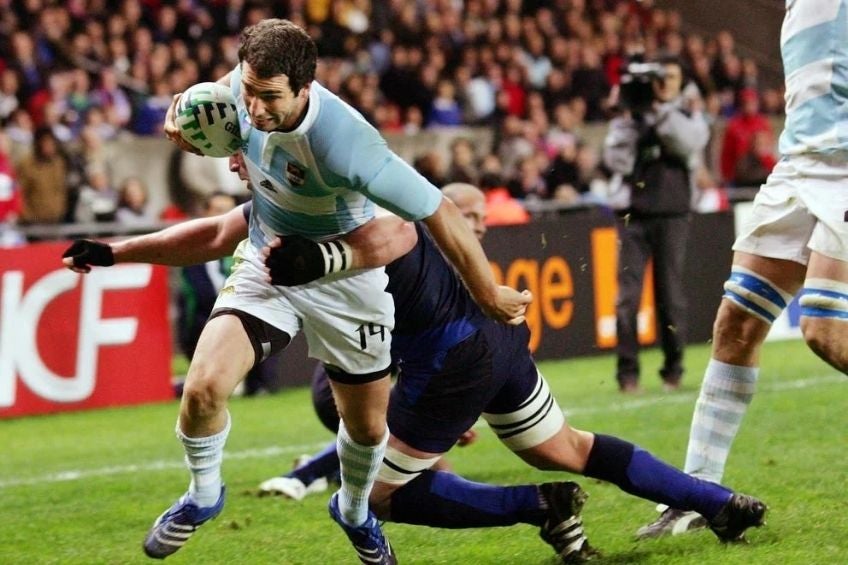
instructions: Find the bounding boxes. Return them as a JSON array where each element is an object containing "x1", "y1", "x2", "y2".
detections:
[{"x1": 0, "y1": 374, "x2": 842, "y2": 490}]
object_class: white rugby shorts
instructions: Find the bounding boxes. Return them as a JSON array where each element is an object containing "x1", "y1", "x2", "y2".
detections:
[
  {"x1": 214, "y1": 240, "x2": 394, "y2": 376},
  {"x1": 734, "y1": 153, "x2": 848, "y2": 264}
]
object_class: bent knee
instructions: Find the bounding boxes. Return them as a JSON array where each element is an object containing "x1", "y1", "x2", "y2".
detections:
[
  {"x1": 182, "y1": 367, "x2": 231, "y2": 419},
  {"x1": 801, "y1": 318, "x2": 848, "y2": 373},
  {"x1": 341, "y1": 420, "x2": 387, "y2": 446},
  {"x1": 518, "y1": 426, "x2": 592, "y2": 473},
  {"x1": 712, "y1": 301, "x2": 771, "y2": 354}
]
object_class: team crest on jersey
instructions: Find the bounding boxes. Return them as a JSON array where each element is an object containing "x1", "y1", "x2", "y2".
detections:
[{"x1": 286, "y1": 162, "x2": 306, "y2": 186}]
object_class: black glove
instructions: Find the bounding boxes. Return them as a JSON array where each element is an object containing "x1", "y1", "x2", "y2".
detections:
[
  {"x1": 62, "y1": 239, "x2": 115, "y2": 269},
  {"x1": 266, "y1": 235, "x2": 351, "y2": 286},
  {"x1": 265, "y1": 235, "x2": 326, "y2": 286}
]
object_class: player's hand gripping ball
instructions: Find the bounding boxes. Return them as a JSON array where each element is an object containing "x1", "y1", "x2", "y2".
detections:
[{"x1": 174, "y1": 82, "x2": 241, "y2": 157}]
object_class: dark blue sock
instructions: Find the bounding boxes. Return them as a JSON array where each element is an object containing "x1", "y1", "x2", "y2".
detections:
[
  {"x1": 390, "y1": 470, "x2": 546, "y2": 528},
  {"x1": 583, "y1": 434, "x2": 732, "y2": 519},
  {"x1": 288, "y1": 441, "x2": 339, "y2": 487}
]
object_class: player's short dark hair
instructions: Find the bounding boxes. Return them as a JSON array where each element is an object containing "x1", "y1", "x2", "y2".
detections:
[{"x1": 238, "y1": 19, "x2": 317, "y2": 93}]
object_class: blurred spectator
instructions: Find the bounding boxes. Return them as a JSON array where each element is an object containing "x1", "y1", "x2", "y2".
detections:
[
  {"x1": 542, "y1": 68, "x2": 573, "y2": 113},
  {"x1": 500, "y1": 64, "x2": 528, "y2": 118},
  {"x1": 83, "y1": 106, "x2": 119, "y2": 142},
  {"x1": 521, "y1": 33, "x2": 552, "y2": 89},
  {"x1": 413, "y1": 150, "x2": 445, "y2": 187},
  {"x1": 402, "y1": 105, "x2": 424, "y2": 135},
  {"x1": 65, "y1": 68, "x2": 94, "y2": 136},
  {"x1": 720, "y1": 88, "x2": 774, "y2": 186},
  {"x1": 733, "y1": 130, "x2": 777, "y2": 189},
  {"x1": 0, "y1": 68, "x2": 21, "y2": 123},
  {"x1": 575, "y1": 144, "x2": 605, "y2": 202},
  {"x1": 74, "y1": 166, "x2": 118, "y2": 223},
  {"x1": 546, "y1": 102, "x2": 581, "y2": 155},
  {"x1": 465, "y1": 63, "x2": 499, "y2": 123},
  {"x1": 16, "y1": 127, "x2": 68, "y2": 225},
  {"x1": 445, "y1": 137, "x2": 478, "y2": 184},
  {"x1": 91, "y1": 67, "x2": 132, "y2": 131},
  {"x1": 428, "y1": 79, "x2": 463, "y2": 127},
  {"x1": 760, "y1": 87, "x2": 785, "y2": 115},
  {"x1": 373, "y1": 101, "x2": 403, "y2": 132},
  {"x1": 571, "y1": 45, "x2": 610, "y2": 122},
  {"x1": 497, "y1": 115, "x2": 535, "y2": 176},
  {"x1": 0, "y1": 131, "x2": 24, "y2": 247},
  {"x1": 115, "y1": 176, "x2": 155, "y2": 225},
  {"x1": 508, "y1": 155, "x2": 549, "y2": 201},
  {"x1": 8, "y1": 30, "x2": 45, "y2": 100},
  {"x1": 132, "y1": 78, "x2": 172, "y2": 135},
  {"x1": 545, "y1": 141, "x2": 581, "y2": 196},
  {"x1": 478, "y1": 154, "x2": 530, "y2": 226},
  {"x1": 42, "y1": 99, "x2": 73, "y2": 143},
  {"x1": 5, "y1": 108, "x2": 34, "y2": 159}
]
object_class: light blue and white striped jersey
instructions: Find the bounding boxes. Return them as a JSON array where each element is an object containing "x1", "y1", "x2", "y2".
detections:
[
  {"x1": 230, "y1": 65, "x2": 442, "y2": 247},
  {"x1": 779, "y1": 0, "x2": 848, "y2": 155}
]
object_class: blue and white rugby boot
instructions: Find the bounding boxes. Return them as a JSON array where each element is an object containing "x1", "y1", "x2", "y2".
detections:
[
  {"x1": 143, "y1": 486, "x2": 226, "y2": 559},
  {"x1": 328, "y1": 492, "x2": 397, "y2": 564}
]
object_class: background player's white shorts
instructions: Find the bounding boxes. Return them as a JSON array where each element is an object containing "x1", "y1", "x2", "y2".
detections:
[
  {"x1": 214, "y1": 241, "x2": 394, "y2": 375},
  {"x1": 734, "y1": 153, "x2": 848, "y2": 264}
]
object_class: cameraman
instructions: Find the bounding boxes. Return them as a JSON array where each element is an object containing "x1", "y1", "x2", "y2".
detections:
[{"x1": 602, "y1": 54, "x2": 709, "y2": 393}]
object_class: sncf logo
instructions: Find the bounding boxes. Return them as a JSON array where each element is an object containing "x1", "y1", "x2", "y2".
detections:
[{"x1": 0, "y1": 266, "x2": 151, "y2": 407}]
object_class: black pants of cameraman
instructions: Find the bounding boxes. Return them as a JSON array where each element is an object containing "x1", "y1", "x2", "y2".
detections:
[{"x1": 615, "y1": 213, "x2": 690, "y2": 390}]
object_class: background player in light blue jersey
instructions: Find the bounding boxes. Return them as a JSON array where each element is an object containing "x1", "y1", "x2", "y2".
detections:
[
  {"x1": 638, "y1": 0, "x2": 848, "y2": 538},
  {"x1": 145, "y1": 18, "x2": 530, "y2": 564}
]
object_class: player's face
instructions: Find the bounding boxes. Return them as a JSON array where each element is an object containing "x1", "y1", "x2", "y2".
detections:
[
  {"x1": 458, "y1": 198, "x2": 488, "y2": 241},
  {"x1": 240, "y1": 62, "x2": 309, "y2": 132}
]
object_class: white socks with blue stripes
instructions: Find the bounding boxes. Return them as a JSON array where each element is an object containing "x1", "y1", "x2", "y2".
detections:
[
  {"x1": 335, "y1": 420, "x2": 389, "y2": 526},
  {"x1": 684, "y1": 360, "x2": 758, "y2": 483},
  {"x1": 178, "y1": 412, "x2": 231, "y2": 508}
]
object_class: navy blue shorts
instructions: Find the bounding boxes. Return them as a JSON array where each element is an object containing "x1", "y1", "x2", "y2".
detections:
[
  {"x1": 387, "y1": 321, "x2": 538, "y2": 454},
  {"x1": 310, "y1": 322, "x2": 538, "y2": 454}
]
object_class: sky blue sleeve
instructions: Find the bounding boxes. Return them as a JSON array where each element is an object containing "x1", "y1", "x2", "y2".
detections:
[
  {"x1": 320, "y1": 107, "x2": 443, "y2": 221},
  {"x1": 359, "y1": 152, "x2": 443, "y2": 220}
]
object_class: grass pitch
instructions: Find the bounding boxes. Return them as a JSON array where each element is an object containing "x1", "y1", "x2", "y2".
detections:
[{"x1": 1, "y1": 339, "x2": 845, "y2": 564}]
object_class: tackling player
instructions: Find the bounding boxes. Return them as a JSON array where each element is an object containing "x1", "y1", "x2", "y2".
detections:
[{"x1": 256, "y1": 184, "x2": 767, "y2": 562}]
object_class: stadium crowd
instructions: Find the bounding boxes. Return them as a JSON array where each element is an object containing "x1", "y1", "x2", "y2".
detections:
[{"x1": 0, "y1": 0, "x2": 783, "y2": 236}]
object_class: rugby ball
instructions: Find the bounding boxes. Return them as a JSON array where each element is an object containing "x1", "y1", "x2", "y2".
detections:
[{"x1": 175, "y1": 82, "x2": 241, "y2": 157}]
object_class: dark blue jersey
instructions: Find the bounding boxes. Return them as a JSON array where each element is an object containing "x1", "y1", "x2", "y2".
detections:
[{"x1": 386, "y1": 223, "x2": 487, "y2": 366}]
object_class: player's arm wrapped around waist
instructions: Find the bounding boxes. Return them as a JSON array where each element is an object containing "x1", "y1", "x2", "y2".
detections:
[
  {"x1": 264, "y1": 235, "x2": 354, "y2": 286},
  {"x1": 264, "y1": 216, "x2": 417, "y2": 286}
]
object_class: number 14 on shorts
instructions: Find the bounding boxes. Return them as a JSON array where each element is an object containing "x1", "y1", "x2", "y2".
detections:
[{"x1": 357, "y1": 323, "x2": 386, "y2": 350}]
